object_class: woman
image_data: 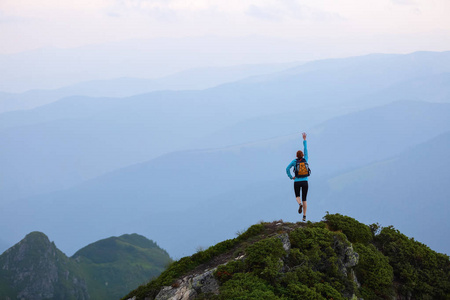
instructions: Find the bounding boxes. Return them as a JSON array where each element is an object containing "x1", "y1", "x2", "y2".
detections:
[{"x1": 286, "y1": 132, "x2": 309, "y2": 222}]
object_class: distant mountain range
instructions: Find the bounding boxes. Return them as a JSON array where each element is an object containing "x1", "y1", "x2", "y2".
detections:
[
  {"x1": 0, "y1": 62, "x2": 299, "y2": 113},
  {"x1": 1, "y1": 51, "x2": 450, "y2": 203},
  {"x1": 318, "y1": 130, "x2": 450, "y2": 254},
  {"x1": 1, "y1": 51, "x2": 450, "y2": 260},
  {"x1": 0, "y1": 36, "x2": 324, "y2": 92},
  {"x1": 0, "y1": 232, "x2": 171, "y2": 300},
  {"x1": 2, "y1": 100, "x2": 450, "y2": 259}
]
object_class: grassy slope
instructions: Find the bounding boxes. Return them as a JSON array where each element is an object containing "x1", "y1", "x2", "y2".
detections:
[{"x1": 73, "y1": 234, "x2": 172, "y2": 299}]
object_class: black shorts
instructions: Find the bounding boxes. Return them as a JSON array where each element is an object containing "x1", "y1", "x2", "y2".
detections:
[{"x1": 294, "y1": 181, "x2": 308, "y2": 202}]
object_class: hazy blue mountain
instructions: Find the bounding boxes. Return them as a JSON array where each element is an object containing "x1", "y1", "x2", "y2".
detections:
[
  {"x1": 309, "y1": 101, "x2": 450, "y2": 176},
  {"x1": 2, "y1": 101, "x2": 449, "y2": 258},
  {"x1": 0, "y1": 36, "x2": 312, "y2": 93},
  {"x1": 235, "y1": 51, "x2": 450, "y2": 108},
  {"x1": 0, "y1": 232, "x2": 171, "y2": 300},
  {"x1": 2, "y1": 52, "x2": 450, "y2": 203},
  {"x1": 193, "y1": 70, "x2": 450, "y2": 149},
  {"x1": 316, "y1": 131, "x2": 450, "y2": 255},
  {"x1": 2, "y1": 88, "x2": 296, "y2": 201},
  {"x1": 347, "y1": 72, "x2": 450, "y2": 108},
  {"x1": 0, "y1": 62, "x2": 299, "y2": 113},
  {"x1": 191, "y1": 104, "x2": 358, "y2": 149},
  {"x1": 2, "y1": 51, "x2": 449, "y2": 130}
]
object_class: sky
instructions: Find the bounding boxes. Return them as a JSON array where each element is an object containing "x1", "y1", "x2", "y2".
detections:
[{"x1": 1, "y1": 0, "x2": 449, "y2": 56}]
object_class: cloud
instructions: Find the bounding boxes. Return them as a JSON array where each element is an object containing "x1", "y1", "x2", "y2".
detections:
[
  {"x1": 391, "y1": 0, "x2": 416, "y2": 5},
  {"x1": 244, "y1": 0, "x2": 344, "y2": 23},
  {"x1": 0, "y1": 0, "x2": 110, "y2": 16},
  {"x1": 245, "y1": 4, "x2": 283, "y2": 21},
  {"x1": 106, "y1": 0, "x2": 218, "y2": 22},
  {"x1": 0, "y1": 0, "x2": 449, "y2": 55}
]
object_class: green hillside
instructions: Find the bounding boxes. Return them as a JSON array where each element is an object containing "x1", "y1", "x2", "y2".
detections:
[
  {"x1": 0, "y1": 232, "x2": 172, "y2": 300},
  {"x1": 123, "y1": 214, "x2": 450, "y2": 300},
  {"x1": 0, "y1": 232, "x2": 89, "y2": 300},
  {"x1": 73, "y1": 234, "x2": 172, "y2": 299}
]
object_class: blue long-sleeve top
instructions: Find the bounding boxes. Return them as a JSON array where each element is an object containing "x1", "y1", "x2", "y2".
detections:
[{"x1": 286, "y1": 140, "x2": 308, "y2": 182}]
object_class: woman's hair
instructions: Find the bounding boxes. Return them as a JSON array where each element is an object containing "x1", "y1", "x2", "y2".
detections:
[{"x1": 296, "y1": 150, "x2": 304, "y2": 159}]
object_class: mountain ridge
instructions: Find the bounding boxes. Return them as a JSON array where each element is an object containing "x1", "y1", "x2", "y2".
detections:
[
  {"x1": 0, "y1": 231, "x2": 89, "y2": 300},
  {"x1": 0, "y1": 232, "x2": 172, "y2": 300},
  {"x1": 2, "y1": 51, "x2": 450, "y2": 204},
  {"x1": 0, "y1": 62, "x2": 299, "y2": 113},
  {"x1": 319, "y1": 130, "x2": 450, "y2": 254},
  {"x1": 2, "y1": 100, "x2": 450, "y2": 259}
]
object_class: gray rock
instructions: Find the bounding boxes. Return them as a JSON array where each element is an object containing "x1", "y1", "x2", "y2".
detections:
[
  {"x1": 350, "y1": 269, "x2": 361, "y2": 288},
  {"x1": 344, "y1": 245, "x2": 359, "y2": 268},
  {"x1": 192, "y1": 269, "x2": 219, "y2": 294},
  {"x1": 155, "y1": 284, "x2": 197, "y2": 300},
  {"x1": 276, "y1": 233, "x2": 291, "y2": 252},
  {"x1": 155, "y1": 268, "x2": 219, "y2": 300},
  {"x1": 333, "y1": 236, "x2": 359, "y2": 277}
]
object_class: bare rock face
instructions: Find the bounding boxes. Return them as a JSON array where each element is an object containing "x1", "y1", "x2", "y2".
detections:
[
  {"x1": 0, "y1": 232, "x2": 89, "y2": 300},
  {"x1": 154, "y1": 269, "x2": 219, "y2": 300},
  {"x1": 276, "y1": 233, "x2": 291, "y2": 252},
  {"x1": 333, "y1": 236, "x2": 359, "y2": 277}
]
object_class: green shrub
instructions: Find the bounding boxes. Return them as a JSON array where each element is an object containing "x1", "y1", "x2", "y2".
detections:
[
  {"x1": 237, "y1": 224, "x2": 265, "y2": 241},
  {"x1": 286, "y1": 248, "x2": 309, "y2": 268},
  {"x1": 244, "y1": 237, "x2": 286, "y2": 283},
  {"x1": 279, "y1": 265, "x2": 325, "y2": 289},
  {"x1": 289, "y1": 227, "x2": 337, "y2": 274},
  {"x1": 324, "y1": 213, "x2": 373, "y2": 244},
  {"x1": 285, "y1": 283, "x2": 326, "y2": 300},
  {"x1": 374, "y1": 226, "x2": 450, "y2": 299},
  {"x1": 354, "y1": 243, "x2": 394, "y2": 299},
  {"x1": 217, "y1": 273, "x2": 280, "y2": 300},
  {"x1": 214, "y1": 260, "x2": 245, "y2": 283},
  {"x1": 314, "y1": 282, "x2": 345, "y2": 300},
  {"x1": 288, "y1": 227, "x2": 357, "y2": 297}
]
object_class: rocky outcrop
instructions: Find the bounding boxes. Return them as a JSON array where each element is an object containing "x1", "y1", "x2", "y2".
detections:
[
  {"x1": 154, "y1": 268, "x2": 219, "y2": 300},
  {"x1": 333, "y1": 237, "x2": 359, "y2": 277},
  {"x1": 276, "y1": 232, "x2": 291, "y2": 252}
]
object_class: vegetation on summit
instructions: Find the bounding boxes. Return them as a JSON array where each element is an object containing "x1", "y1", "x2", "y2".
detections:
[{"x1": 124, "y1": 214, "x2": 450, "y2": 300}]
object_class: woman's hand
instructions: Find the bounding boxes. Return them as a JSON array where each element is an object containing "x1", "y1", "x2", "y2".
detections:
[{"x1": 302, "y1": 132, "x2": 307, "y2": 140}]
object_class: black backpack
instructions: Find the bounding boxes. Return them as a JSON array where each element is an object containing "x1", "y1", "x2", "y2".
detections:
[{"x1": 294, "y1": 158, "x2": 311, "y2": 178}]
